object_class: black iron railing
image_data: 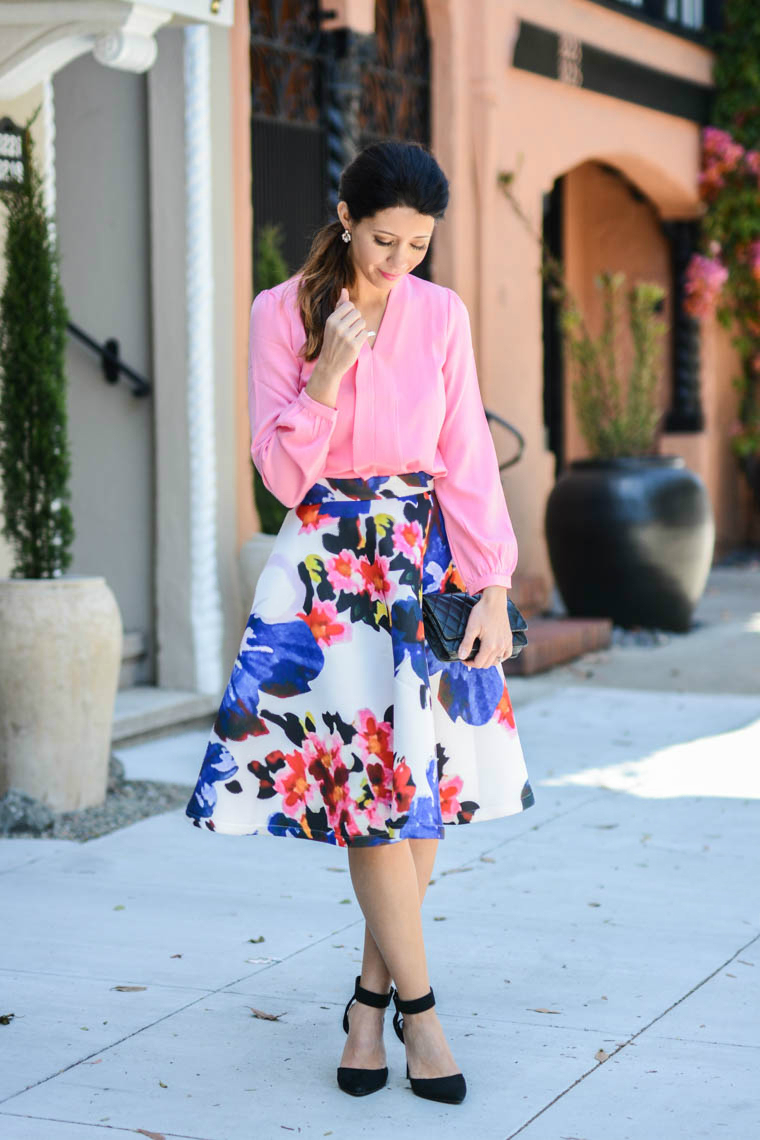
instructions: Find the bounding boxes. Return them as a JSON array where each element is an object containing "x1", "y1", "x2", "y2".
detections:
[
  {"x1": 586, "y1": 0, "x2": 723, "y2": 40},
  {"x1": 485, "y1": 410, "x2": 525, "y2": 472},
  {"x1": 67, "y1": 321, "x2": 151, "y2": 397}
]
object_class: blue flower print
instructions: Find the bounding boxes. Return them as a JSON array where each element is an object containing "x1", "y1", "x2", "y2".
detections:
[
  {"x1": 186, "y1": 741, "x2": 238, "y2": 819},
  {"x1": 390, "y1": 595, "x2": 428, "y2": 683},
  {"x1": 399, "y1": 757, "x2": 444, "y2": 837},
  {"x1": 436, "y1": 658, "x2": 506, "y2": 725},
  {"x1": 214, "y1": 615, "x2": 325, "y2": 742}
]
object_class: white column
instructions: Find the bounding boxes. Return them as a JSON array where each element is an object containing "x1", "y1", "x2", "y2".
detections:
[
  {"x1": 183, "y1": 24, "x2": 223, "y2": 695},
  {"x1": 41, "y1": 78, "x2": 56, "y2": 229}
]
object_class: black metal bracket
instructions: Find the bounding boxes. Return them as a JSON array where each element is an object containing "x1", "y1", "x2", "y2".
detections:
[
  {"x1": 66, "y1": 321, "x2": 152, "y2": 398},
  {"x1": 661, "y1": 219, "x2": 704, "y2": 433}
]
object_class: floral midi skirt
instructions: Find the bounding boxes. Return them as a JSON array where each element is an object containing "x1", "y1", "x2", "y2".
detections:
[{"x1": 185, "y1": 471, "x2": 535, "y2": 847}]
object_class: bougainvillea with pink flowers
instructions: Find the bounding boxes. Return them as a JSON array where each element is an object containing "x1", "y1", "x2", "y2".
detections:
[{"x1": 688, "y1": 2, "x2": 760, "y2": 481}]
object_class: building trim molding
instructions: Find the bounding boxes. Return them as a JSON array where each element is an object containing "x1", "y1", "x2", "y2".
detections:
[
  {"x1": 512, "y1": 18, "x2": 713, "y2": 124},
  {"x1": 0, "y1": 1, "x2": 231, "y2": 98}
]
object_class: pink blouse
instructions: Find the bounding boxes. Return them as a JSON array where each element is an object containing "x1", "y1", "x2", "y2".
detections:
[{"x1": 248, "y1": 271, "x2": 518, "y2": 594}]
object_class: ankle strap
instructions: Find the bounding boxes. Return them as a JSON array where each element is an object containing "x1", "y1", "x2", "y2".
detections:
[
  {"x1": 353, "y1": 974, "x2": 394, "y2": 1008},
  {"x1": 392, "y1": 986, "x2": 435, "y2": 1015}
]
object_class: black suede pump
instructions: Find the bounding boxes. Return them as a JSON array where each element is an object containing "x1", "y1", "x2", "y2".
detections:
[
  {"x1": 391, "y1": 986, "x2": 467, "y2": 1104},
  {"x1": 336, "y1": 974, "x2": 394, "y2": 1096}
]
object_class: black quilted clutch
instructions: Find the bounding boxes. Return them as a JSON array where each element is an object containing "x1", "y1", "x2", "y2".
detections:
[{"x1": 422, "y1": 590, "x2": 528, "y2": 663}]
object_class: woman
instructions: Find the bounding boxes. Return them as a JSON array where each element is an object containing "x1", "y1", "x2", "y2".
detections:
[{"x1": 185, "y1": 140, "x2": 535, "y2": 1105}]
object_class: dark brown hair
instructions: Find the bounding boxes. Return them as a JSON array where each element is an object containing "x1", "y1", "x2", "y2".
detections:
[{"x1": 295, "y1": 139, "x2": 449, "y2": 360}]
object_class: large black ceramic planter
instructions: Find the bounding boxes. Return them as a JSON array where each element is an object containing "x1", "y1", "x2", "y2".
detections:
[{"x1": 545, "y1": 456, "x2": 715, "y2": 632}]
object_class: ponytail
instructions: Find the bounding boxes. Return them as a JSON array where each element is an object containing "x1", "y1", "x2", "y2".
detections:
[{"x1": 296, "y1": 220, "x2": 355, "y2": 361}]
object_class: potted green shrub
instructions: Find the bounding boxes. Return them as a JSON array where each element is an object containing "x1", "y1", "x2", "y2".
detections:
[
  {"x1": 0, "y1": 114, "x2": 122, "y2": 811},
  {"x1": 238, "y1": 223, "x2": 292, "y2": 628},
  {"x1": 499, "y1": 172, "x2": 715, "y2": 632}
]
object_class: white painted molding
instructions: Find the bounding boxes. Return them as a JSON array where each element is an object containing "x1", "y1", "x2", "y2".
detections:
[
  {"x1": 41, "y1": 76, "x2": 55, "y2": 238},
  {"x1": 0, "y1": 1, "x2": 231, "y2": 98},
  {"x1": 93, "y1": 31, "x2": 159, "y2": 73},
  {"x1": 183, "y1": 23, "x2": 224, "y2": 696}
]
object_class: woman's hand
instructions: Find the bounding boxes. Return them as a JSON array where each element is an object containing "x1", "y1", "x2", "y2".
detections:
[
  {"x1": 457, "y1": 586, "x2": 513, "y2": 669},
  {"x1": 317, "y1": 286, "x2": 371, "y2": 378}
]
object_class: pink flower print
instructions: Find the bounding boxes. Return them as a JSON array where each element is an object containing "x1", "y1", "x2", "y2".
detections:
[
  {"x1": 358, "y1": 553, "x2": 396, "y2": 604},
  {"x1": 355, "y1": 708, "x2": 394, "y2": 768},
  {"x1": 361, "y1": 764, "x2": 395, "y2": 828},
  {"x1": 330, "y1": 803, "x2": 363, "y2": 842},
  {"x1": 302, "y1": 729, "x2": 344, "y2": 771},
  {"x1": 297, "y1": 599, "x2": 351, "y2": 648},
  {"x1": 274, "y1": 749, "x2": 317, "y2": 816},
  {"x1": 353, "y1": 710, "x2": 395, "y2": 826},
  {"x1": 361, "y1": 797, "x2": 389, "y2": 830},
  {"x1": 394, "y1": 518, "x2": 424, "y2": 566},
  {"x1": 439, "y1": 774, "x2": 463, "y2": 822},
  {"x1": 683, "y1": 253, "x2": 728, "y2": 319},
  {"x1": 304, "y1": 731, "x2": 360, "y2": 834},
  {"x1": 325, "y1": 549, "x2": 364, "y2": 595}
]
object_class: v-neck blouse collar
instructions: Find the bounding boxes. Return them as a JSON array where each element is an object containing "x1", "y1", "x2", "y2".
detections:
[{"x1": 362, "y1": 272, "x2": 406, "y2": 355}]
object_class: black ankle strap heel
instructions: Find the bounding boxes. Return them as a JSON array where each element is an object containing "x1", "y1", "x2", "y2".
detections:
[
  {"x1": 391, "y1": 984, "x2": 435, "y2": 1042},
  {"x1": 336, "y1": 975, "x2": 394, "y2": 1097},
  {"x1": 391, "y1": 987, "x2": 467, "y2": 1105}
]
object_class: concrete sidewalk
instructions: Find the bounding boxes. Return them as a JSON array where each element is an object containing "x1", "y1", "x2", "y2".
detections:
[{"x1": 1, "y1": 564, "x2": 758, "y2": 1140}]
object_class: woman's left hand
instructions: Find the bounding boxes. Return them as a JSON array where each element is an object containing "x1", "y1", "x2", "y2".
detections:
[{"x1": 457, "y1": 586, "x2": 512, "y2": 669}]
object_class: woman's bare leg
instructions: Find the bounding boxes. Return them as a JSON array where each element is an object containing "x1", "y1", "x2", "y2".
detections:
[
  {"x1": 352, "y1": 837, "x2": 439, "y2": 990},
  {"x1": 339, "y1": 838, "x2": 438, "y2": 1069},
  {"x1": 339, "y1": 838, "x2": 460, "y2": 1079}
]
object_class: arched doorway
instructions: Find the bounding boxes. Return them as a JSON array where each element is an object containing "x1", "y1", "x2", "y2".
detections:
[{"x1": 542, "y1": 159, "x2": 702, "y2": 475}]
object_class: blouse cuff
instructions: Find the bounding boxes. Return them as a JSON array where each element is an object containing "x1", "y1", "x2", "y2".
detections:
[
  {"x1": 297, "y1": 386, "x2": 339, "y2": 424},
  {"x1": 469, "y1": 572, "x2": 512, "y2": 594}
]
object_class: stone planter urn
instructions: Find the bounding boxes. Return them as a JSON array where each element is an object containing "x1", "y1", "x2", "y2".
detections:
[
  {"x1": 0, "y1": 575, "x2": 123, "y2": 812},
  {"x1": 545, "y1": 455, "x2": 715, "y2": 632},
  {"x1": 238, "y1": 531, "x2": 278, "y2": 632}
]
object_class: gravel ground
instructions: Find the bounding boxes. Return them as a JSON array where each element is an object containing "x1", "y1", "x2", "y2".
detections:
[{"x1": 0, "y1": 754, "x2": 192, "y2": 844}]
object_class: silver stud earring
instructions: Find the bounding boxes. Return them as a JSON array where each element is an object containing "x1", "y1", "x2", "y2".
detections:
[{"x1": 341, "y1": 228, "x2": 352, "y2": 243}]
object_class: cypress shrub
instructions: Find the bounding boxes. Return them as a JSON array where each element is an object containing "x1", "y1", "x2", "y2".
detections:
[{"x1": 0, "y1": 113, "x2": 73, "y2": 578}]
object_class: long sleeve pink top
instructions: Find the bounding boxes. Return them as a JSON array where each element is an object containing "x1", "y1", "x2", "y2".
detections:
[{"x1": 248, "y1": 271, "x2": 518, "y2": 594}]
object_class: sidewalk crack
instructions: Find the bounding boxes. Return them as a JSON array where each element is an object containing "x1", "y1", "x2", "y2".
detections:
[{"x1": 504, "y1": 928, "x2": 760, "y2": 1139}]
